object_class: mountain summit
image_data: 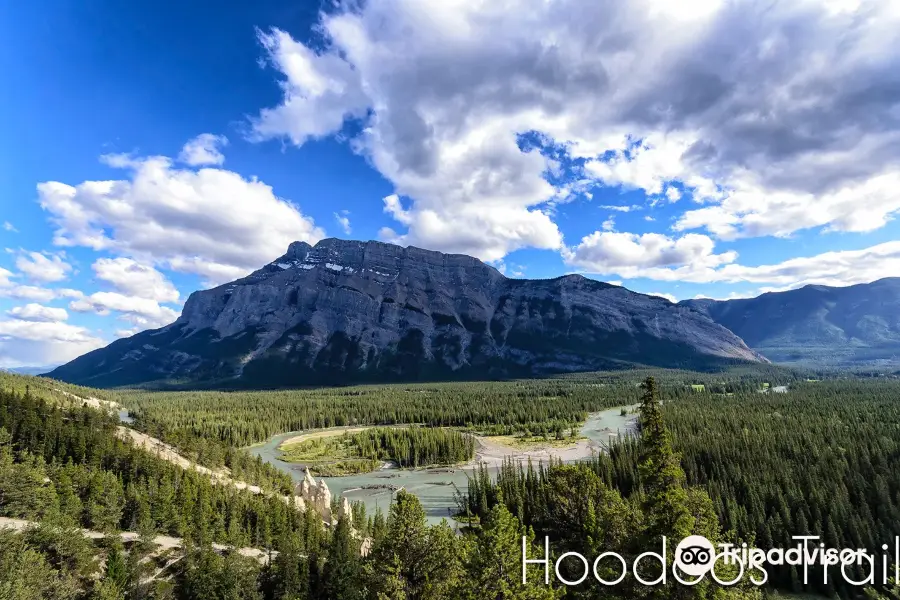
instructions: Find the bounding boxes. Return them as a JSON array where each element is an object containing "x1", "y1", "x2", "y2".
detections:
[{"x1": 48, "y1": 238, "x2": 763, "y2": 387}]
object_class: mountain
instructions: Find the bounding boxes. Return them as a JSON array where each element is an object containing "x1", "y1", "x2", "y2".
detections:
[
  {"x1": 48, "y1": 238, "x2": 764, "y2": 387},
  {"x1": 1, "y1": 365, "x2": 58, "y2": 376},
  {"x1": 681, "y1": 278, "x2": 900, "y2": 367}
]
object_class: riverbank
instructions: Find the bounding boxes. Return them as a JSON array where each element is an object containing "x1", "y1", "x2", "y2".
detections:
[
  {"x1": 245, "y1": 405, "x2": 638, "y2": 524},
  {"x1": 472, "y1": 435, "x2": 597, "y2": 467},
  {"x1": 278, "y1": 425, "x2": 381, "y2": 448},
  {"x1": 266, "y1": 408, "x2": 639, "y2": 473}
]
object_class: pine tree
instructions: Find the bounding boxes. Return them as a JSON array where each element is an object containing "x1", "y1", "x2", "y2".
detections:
[
  {"x1": 270, "y1": 532, "x2": 310, "y2": 600},
  {"x1": 322, "y1": 515, "x2": 362, "y2": 600},
  {"x1": 370, "y1": 509, "x2": 387, "y2": 547},
  {"x1": 637, "y1": 377, "x2": 709, "y2": 600},
  {"x1": 0, "y1": 449, "x2": 58, "y2": 519},
  {"x1": 0, "y1": 528, "x2": 81, "y2": 600},
  {"x1": 371, "y1": 552, "x2": 408, "y2": 600},
  {"x1": 182, "y1": 544, "x2": 222, "y2": 600},
  {"x1": 364, "y1": 490, "x2": 466, "y2": 600},
  {"x1": 462, "y1": 501, "x2": 559, "y2": 600},
  {"x1": 638, "y1": 377, "x2": 694, "y2": 543},
  {"x1": 86, "y1": 472, "x2": 124, "y2": 533},
  {"x1": 91, "y1": 578, "x2": 126, "y2": 600},
  {"x1": 55, "y1": 469, "x2": 83, "y2": 526},
  {"x1": 419, "y1": 520, "x2": 468, "y2": 599},
  {"x1": 219, "y1": 550, "x2": 263, "y2": 600},
  {"x1": 102, "y1": 542, "x2": 129, "y2": 597}
]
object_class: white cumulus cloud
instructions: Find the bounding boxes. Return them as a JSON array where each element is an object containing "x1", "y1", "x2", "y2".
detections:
[
  {"x1": 70, "y1": 291, "x2": 179, "y2": 329},
  {"x1": 567, "y1": 233, "x2": 900, "y2": 289},
  {"x1": 178, "y1": 133, "x2": 229, "y2": 166},
  {"x1": 7, "y1": 303, "x2": 68, "y2": 322},
  {"x1": 37, "y1": 146, "x2": 324, "y2": 285},
  {"x1": 250, "y1": 29, "x2": 370, "y2": 146},
  {"x1": 92, "y1": 257, "x2": 179, "y2": 303},
  {"x1": 647, "y1": 292, "x2": 678, "y2": 303},
  {"x1": 15, "y1": 251, "x2": 72, "y2": 283},
  {"x1": 673, "y1": 173, "x2": 900, "y2": 240},
  {"x1": 0, "y1": 319, "x2": 104, "y2": 368},
  {"x1": 0, "y1": 285, "x2": 57, "y2": 303},
  {"x1": 334, "y1": 211, "x2": 352, "y2": 235},
  {"x1": 564, "y1": 231, "x2": 737, "y2": 278}
]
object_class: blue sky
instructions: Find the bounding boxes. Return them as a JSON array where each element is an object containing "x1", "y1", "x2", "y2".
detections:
[{"x1": 1, "y1": 0, "x2": 899, "y2": 367}]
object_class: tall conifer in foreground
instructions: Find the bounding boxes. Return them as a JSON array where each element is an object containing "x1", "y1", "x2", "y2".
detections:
[{"x1": 638, "y1": 376, "x2": 694, "y2": 544}]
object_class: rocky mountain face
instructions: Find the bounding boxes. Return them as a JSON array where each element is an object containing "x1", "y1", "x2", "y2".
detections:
[
  {"x1": 49, "y1": 239, "x2": 764, "y2": 387},
  {"x1": 681, "y1": 278, "x2": 900, "y2": 367}
]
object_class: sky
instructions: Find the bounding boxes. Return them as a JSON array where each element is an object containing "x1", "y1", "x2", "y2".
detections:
[{"x1": 1, "y1": 0, "x2": 899, "y2": 368}]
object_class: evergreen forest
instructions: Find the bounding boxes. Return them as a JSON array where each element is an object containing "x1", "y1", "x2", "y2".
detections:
[{"x1": 1, "y1": 368, "x2": 900, "y2": 599}]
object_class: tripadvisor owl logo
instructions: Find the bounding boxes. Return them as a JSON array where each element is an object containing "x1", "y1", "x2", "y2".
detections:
[{"x1": 674, "y1": 535, "x2": 716, "y2": 579}]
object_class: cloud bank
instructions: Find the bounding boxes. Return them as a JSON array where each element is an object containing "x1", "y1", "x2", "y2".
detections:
[{"x1": 250, "y1": 0, "x2": 900, "y2": 273}]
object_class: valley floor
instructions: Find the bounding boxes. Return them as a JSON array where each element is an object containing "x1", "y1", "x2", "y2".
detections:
[{"x1": 274, "y1": 420, "x2": 632, "y2": 475}]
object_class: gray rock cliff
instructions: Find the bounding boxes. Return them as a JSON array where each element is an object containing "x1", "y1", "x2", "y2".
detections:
[{"x1": 48, "y1": 238, "x2": 764, "y2": 387}]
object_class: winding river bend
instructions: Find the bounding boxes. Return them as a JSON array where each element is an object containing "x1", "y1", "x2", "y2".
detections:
[{"x1": 247, "y1": 406, "x2": 637, "y2": 524}]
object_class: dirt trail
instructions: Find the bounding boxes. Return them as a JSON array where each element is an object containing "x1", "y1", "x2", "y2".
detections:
[
  {"x1": 115, "y1": 426, "x2": 265, "y2": 495},
  {"x1": 55, "y1": 388, "x2": 123, "y2": 413},
  {"x1": 0, "y1": 517, "x2": 271, "y2": 563},
  {"x1": 115, "y1": 422, "x2": 316, "y2": 508},
  {"x1": 57, "y1": 389, "x2": 308, "y2": 507},
  {"x1": 41, "y1": 390, "x2": 372, "y2": 554}
]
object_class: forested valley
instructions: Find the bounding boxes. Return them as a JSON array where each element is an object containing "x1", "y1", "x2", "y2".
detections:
[
  {"x1": 2, "y1": 367, "x2": 900, "y2": 599},
  {"x1": 461, "y1": 378, "x2": 900, "y2": 599},
  {"x1": 118, "y1": 365, "x2": 801, "y2": 447}
]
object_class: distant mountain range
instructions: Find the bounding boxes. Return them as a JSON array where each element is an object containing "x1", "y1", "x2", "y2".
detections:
[
  {"x1": 47, "y1": 238, "x2": 763, "y2": 388},
  {"x1": 2, "y1": 365, "x2": 58, "y2": 376},
  {"x1": 681, "y1": 278, "x2": 900, "y2": 368}
]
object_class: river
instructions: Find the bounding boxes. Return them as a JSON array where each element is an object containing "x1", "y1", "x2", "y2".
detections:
[{"x1": 246, "y1": 406, "x2": 637, "y2": 524}]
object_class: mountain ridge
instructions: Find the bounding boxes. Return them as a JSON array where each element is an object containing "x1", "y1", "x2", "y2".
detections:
[
  {"x1": 48, "y1": 238, "x2": 764, "y2": 388},
  {"x1": 680, "y1": 277, "x2": 900, "y2": 367}
]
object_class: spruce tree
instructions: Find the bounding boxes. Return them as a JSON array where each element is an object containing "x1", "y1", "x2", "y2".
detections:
[
  {"x1": 268, "y1": 531, "x2": 312, "y2": 600},
  {"x1": 637, "y1": 377, "x2": 699, "y2": 600},
  {"x1": 322, "y1": 515, "x2": 362, "y2": 600},
  {"x1": 638, "y1": 377, "x2": 694, "y2": 543},
  {"x1": 364, "y1": 490, "x2": 466, "y2": 600},
  {"x1": 105, "y1": 543, "x2": 129, "y2": 589},
  {"x1": 463, "y1": 501, "x2": 559, "y2": 600}
]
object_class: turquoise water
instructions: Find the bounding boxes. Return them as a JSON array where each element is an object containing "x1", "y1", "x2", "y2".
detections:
[{"x1": 246, "y1": 406, "x2": 637, "y2": 524}]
